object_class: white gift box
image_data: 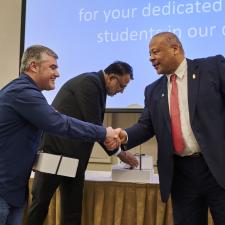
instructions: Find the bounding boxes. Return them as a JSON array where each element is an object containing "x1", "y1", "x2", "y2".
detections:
[
  {"x1": 33, "y1": 152, "x2": 79, "y2": 178},
  {"x1": 119, "y1": 154, "x2": 153, "y2": 170},
  {"x1": 112, "y1": 155, "x2": 159, "y2": 183},
  {"x1": 112, "y1": 165, "x2": 154, "y2": 183}
]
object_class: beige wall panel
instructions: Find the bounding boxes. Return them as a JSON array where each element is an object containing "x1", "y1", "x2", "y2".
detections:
[{"x1": 0, "y1": 0, "x2": 22, "y2": 88}]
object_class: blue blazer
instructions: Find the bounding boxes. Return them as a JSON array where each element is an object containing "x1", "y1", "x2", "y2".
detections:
[
  {"x1": 0, "y1": 74, "x2": 106, "y2": 206},
  {"x1": 125, "y1": 55, "x2": 225, "y2": 202}
]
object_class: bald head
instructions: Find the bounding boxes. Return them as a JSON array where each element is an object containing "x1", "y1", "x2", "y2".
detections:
[{"x1": 152, "y1": 32, "x2": 184, "y2": 55}]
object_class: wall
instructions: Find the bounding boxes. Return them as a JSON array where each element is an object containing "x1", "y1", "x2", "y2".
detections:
[{"x1": 0, "y1": 0, "x2": 22, "y2": 88}]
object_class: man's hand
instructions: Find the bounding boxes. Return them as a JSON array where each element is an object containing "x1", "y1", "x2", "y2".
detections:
[
  {"x1": 105, "y1": 127, "x2": 121, "y2": 150},
  {"x1": 105, "y1": 128, "x2": 128, "y2": 150},
  {"x1": 118, "y1": 151, "x2": 139, "y2": 168},
  {"x1": 119, "y1": 129, "x2": 128, "y2": 144}
]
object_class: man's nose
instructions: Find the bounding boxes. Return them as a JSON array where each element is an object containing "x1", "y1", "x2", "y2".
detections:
[
  {"x1": 149, "y1": 55, "x2": 155, "y2": 62},
  {"x1": 55, "y1": 70, "x2": 60, "y2": 77}
]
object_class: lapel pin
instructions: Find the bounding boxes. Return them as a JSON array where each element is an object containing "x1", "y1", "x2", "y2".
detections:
[
  {"x1": 161, "y1": 93, "x2": 164, "y2": 97},
  {"x1": 192, "y1": 74, "x2": 196, "y2": 79}
]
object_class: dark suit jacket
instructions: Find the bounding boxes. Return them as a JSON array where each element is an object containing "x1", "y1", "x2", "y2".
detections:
[
  {"x1": 41, "y1": 70, "x2": 111, "y2": 178},
  {"x1": 125, "y1": 55, "x2": 225, "y2": 202}
]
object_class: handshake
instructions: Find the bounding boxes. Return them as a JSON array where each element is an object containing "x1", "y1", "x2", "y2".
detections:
[
  {"x1": 105, "y1": 127, "x2": 127, "y2": 150},
  {"x1": 105, "y1": 127, "x2": 139, "y2": 168}
]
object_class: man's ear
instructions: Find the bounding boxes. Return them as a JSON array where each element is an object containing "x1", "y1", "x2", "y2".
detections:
[
  {"x1": 29, "y1": 61, "x2": 38, "y2": 73},
  {"x1": 172, "y1": 44, "x2": 179, "y2": 56},
  {"x1": 108, "y1": 74, "x2": 116, "y2": 81},
  {"x1": 105, "y1": 74, "x2": 112, "y2": 84}
]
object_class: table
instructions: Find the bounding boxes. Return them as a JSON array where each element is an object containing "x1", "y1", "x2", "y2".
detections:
[{"x1": 23, "y1": 175, "x2": 214, "y2": 225}]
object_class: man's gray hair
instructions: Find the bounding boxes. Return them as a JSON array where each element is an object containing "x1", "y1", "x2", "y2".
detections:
[{"x1": 20, "y1": 45, "x2": 58, "y2": 73}]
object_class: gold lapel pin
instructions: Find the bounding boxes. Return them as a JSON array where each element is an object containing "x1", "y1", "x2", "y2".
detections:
[{"x1": 192, "y1": 74, "x2": 196, "y2": 79}]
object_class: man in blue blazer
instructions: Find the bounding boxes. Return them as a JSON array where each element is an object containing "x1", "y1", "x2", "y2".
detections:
[
  {"x1": 0, "y1": 45, "x2": 119, "y2": 225},
  {"x1": 114, "y1": 32, "x2": 225, "y2": 225}
]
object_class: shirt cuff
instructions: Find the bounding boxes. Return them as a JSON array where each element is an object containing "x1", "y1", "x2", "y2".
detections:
[
  {"x1": 124, "y1": 130, "x2": 128, "y2": 144},
  {"x1": 114, "y1": 147, "x2": 122, "y2": 156}
]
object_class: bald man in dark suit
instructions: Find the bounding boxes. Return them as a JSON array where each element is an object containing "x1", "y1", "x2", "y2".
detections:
[{"x1": 114, "y1": 33, "x2": 225, "y2": 225}]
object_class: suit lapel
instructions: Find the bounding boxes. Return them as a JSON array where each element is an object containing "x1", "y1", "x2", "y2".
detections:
[
  {"x1": 160, "y1": 76, "x2": 171, "y2": 133},
  {"x1": 187, "y1": 59, "x2": 200, "y2": 123},
  {"x1": 98, "y1": 71, "x2": 107, "y2": 120}
]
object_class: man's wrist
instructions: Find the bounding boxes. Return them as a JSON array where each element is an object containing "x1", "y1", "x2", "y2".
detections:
[
  {"x1": 124, "y1": 130, "x2": 128, "y2": 144},
  {"x1": 121, "y1": 130, "x2": 128, "y2": 144},
  {"x1": 114, "y1": 147, "x2": 122, "y2": 156}
]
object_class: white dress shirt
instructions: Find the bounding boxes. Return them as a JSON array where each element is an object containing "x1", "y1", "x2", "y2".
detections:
[{"x1": 167, "y1": 59, "x2": 200, "y2": 156}]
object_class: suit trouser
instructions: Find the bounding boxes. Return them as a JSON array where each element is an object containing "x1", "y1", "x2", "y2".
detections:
[
  {"x1": 26, "y1": 172, "x2": 84, "y2": 225},
  {"x1": 171, "y1": 154, "x2": 225, "y2": 225}
]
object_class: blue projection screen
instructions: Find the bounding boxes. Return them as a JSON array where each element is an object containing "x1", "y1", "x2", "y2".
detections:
[{"x1": 24, "y1": 0, "x2": 225, "y2": 109}]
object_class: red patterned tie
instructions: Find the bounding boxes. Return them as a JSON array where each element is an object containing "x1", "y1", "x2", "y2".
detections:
[{"x1": 170, "y1": 74, "x2": 185, "y2": 154}]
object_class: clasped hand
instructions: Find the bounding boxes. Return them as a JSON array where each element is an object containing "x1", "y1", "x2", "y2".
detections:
[
  {"x1": 105, "y1": 127, "x2": 127, "y2": 150},
  {"x1": 105, "y1": 127, "x2": 138, "y2": 168}
]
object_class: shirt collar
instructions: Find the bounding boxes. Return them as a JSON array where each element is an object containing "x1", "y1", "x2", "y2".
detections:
[
  {"x1": 20, "y1": 73, "x2": 42, "y2": 91},
  {"x1": 167, "y1": 58, "x2": 187, "y2": 81}
]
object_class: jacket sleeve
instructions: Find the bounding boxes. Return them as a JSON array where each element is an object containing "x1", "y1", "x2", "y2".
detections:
[
  {"x1": 125, "y1": 86, "x2": 155, "y2": 150},
  {"x1": 11, "y1": 87, "x2": 106, "y2": 143}
]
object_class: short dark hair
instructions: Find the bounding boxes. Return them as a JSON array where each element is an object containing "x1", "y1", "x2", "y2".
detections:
[{"x1": 104, "y1": 61, "x2": 134, "y2": 80}]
